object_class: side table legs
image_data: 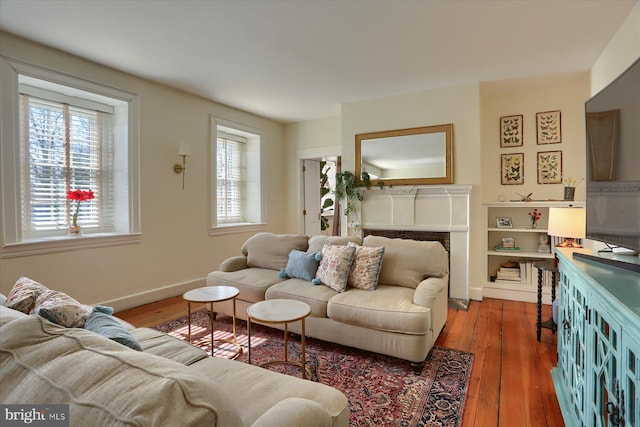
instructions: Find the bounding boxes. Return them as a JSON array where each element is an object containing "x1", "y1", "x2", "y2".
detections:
[{"x1": 537, "y1": 269, "x2": 543, "y2": 341}]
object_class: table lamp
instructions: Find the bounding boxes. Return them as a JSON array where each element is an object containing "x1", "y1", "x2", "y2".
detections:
[{"x1": 548, "y1": 207, "x2": 585, "y2": 248}]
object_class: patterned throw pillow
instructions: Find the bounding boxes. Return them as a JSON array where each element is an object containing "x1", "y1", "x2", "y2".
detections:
[
  {"x1": 35, "y1": 289, "x2": 93, "y2": 328},
  {"x1": 347, "y1": 242, "x2": 385, "y2": 290},
  {"x1": 315, "y1": 243, "x2": 356, "y2": 292},
  {"x1": 5, "y1": 277, "x2": 49, "y2": 314}
]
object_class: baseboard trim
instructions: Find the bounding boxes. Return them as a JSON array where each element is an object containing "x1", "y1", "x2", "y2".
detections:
[
  {"x1": 468, "y1": 286, "x2": 483, "y2": 301},
  {"x1": 100, "y1": 278, "x2": 206, "y2": 312}
]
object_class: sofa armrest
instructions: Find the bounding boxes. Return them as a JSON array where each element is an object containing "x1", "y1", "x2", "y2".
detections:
[
  {"x1": 413, "y1": 275, "x2": 449, "y2": 338},
  {"x1": 251, "y1": 398, "x2": 332, "y2": 427},
  {"x1": 220, "y1": 255, "x2": 248, "y2": 272}
]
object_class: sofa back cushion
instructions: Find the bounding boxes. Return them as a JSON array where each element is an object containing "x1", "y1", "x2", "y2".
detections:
[
  {"x1": 0, "y1": 304, "x2": 26, "y2": 327},
  {"x1": 0, "y1": 316, "x2": 242, "y2": 427},
  {"x1": 241, "y1": 233, "x2": 309, "y2": 270},
  {"x1": 307, "y1": 235, "x2": 362, "y2": 253},
  {"x1": 363, "y1": 235, "x2": 448, "y2": 289}
]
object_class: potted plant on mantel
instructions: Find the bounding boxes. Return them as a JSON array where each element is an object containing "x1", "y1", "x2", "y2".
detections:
[{"x1": 334, "y1": 171, "x2": 385, "y2": 232}]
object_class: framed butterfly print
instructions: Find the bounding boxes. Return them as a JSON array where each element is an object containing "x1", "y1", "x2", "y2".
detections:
[
  {"x1": 537, "y1": 150, "x2": 562, "y2": 184},
  {"x1": 501, "y1": 153, "x2": 524, "y2": 185},
  {"x1": 500, "y1": 115, "x2": 523, "y2": 147},
  {"x1": 536, "y1": 110, "x2": 562, "y2": 144}
]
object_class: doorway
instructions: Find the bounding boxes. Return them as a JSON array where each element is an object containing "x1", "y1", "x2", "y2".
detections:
[{"x1": 302, "y1": 157, "x2": 340, "y2": 236}]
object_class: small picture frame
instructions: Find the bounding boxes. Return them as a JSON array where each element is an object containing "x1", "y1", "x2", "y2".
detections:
[
  {"x1": 501, "y1": 153, "x2": 524, "y2": 185},
  {"x1": 500, "y1": 115, "x2": 523, "y2": 147},
  {"x1": 501, "y1": 237, "x2": 516, "y2": 248},
  {"x1": 537, "y1": 150, "x2": 562, "y2": 184},
  {"x1": 496, "y1": 217, "x2": 513, "y2": 228},
  {"x1": 536, "y1": 110, "x2": 562, "y2": 144}
]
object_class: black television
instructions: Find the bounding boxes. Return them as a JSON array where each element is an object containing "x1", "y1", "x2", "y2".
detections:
[{"x1": 577, "y1": 57, "x2": 640, "y2": 273}]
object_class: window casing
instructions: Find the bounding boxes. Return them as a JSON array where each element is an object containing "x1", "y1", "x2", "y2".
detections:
[
  {"x1": 0, "y1": 57, "x2": 141, "y2": 257},
  {"x1": 210, "y1": 117, "x2": 264, "y2": 234},
  {"x1": 19, "y1": 91, "x2": 115, "y2": 237}
]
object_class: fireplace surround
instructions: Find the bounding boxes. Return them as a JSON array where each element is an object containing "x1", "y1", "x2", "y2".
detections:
[{"x1": 359, "y1": 185, "x2": 471, "y2": 302}]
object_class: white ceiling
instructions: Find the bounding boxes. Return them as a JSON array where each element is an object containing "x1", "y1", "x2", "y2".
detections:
[{"x1": 0, "y1": 0, "x2": 636, "y2": 123}]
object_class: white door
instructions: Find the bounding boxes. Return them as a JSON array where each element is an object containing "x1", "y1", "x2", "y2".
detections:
[{"x1": 303, "y1": 159, "x2": 321, "y2": 235}]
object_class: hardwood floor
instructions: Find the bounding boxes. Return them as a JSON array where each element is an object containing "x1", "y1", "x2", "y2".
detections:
[{"x1": 116, "y1": 296, "x2": 564, "y2": 427}]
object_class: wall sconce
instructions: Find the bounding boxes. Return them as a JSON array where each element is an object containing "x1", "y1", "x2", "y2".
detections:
[
  {"x1": 173, "y1": 143, "x2": 191, "y2": 189},
  {"x1": 548, "y1": 207, "x2": 585, "y2": 248}
]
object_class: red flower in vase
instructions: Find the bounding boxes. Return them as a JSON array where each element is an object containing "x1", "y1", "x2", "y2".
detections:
[
  {"x1": 528, "y1": 209, "x2": 542, "y2": 227},
  {"x1": 66, "y1": 189, "x2": 94, "y2": 226}
]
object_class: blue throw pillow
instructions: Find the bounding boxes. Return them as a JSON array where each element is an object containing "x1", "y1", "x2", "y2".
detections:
[
  {"x1": 84, "y1": 309, "x2": 142, "y2": 351},
  {"x1": 280, "y1": 250, "x2": 323, "y2": 282}
]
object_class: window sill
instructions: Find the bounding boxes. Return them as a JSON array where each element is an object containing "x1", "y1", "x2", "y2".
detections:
[
  {"x1": 209, "y1": 223, "x2": 266, "y2": 236},
  {"x1": 1, "y1": 233, "x2": 142, "y2": 258}
]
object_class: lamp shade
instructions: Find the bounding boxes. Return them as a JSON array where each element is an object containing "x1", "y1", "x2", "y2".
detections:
[
  {"x1": 177, "y1": 142, "x2": 191, "y2": 156},
  {"x1": 548, "y1": 207, "x2": 585, "y2": 239}
]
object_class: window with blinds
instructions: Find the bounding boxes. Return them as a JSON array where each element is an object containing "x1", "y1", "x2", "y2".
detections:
[
  {"x1": 216, "y1": 132, "x2": 246, "y2": 224},
  {"x1": 19, "y1": 91, "x2": 114, "y2": 237},
  {"x1": 210, "y1": 118, "x2": 262, "y2": 232}
]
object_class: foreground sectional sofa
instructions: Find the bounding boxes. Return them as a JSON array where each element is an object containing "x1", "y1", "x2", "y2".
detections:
[
  {"x1": 0, "y1": 283, "x2": 349, "y2": 427},
  {"x1": 207, "y1": 233, "x2": 449, "y2": 372}
]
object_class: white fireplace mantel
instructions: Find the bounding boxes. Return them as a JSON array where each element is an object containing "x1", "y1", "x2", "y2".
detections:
[{"x1": 360, "y1": 185, "x2": 471, "y2": 300}]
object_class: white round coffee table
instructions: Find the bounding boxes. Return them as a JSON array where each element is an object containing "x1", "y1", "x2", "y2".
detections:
[
  {"x1": 183, "y1": 286, "x2": 241, "y2": 358},
  {"x1": 246, "y1": 299, "x2": 312, "y2": 379}
]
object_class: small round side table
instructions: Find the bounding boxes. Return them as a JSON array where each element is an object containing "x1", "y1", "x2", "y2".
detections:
[
  {"x1": 183, "y1": 286, "x2": 241, "y2": 358},
  {"x1": 247, "y1": 299, "x2": 312, "y2": 379},
  {"x1": 533, "y1": 261, "x2": 558, "y2": 342}
]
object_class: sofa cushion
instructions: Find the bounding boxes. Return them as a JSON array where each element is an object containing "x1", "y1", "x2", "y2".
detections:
[
  {"x1": 283, "y1": 250, "x2": 322, "y2": 282},
  {"x1": 327, "y1": 285, "x2": 431, "y2": 335},
  {"x1": 207, "y1": 268, "x2": 286, "y2": 302},
  {"x1": 0, "y1": 315, "x2": 242, "y2": 426},
  {"x1": 128, "y1": 327, "x2": 208, "y2": 365},
  {"x1": 1, "y1": 304, "x2": 27, "y2": 326},
  {"x1": 192, "y1": 356, "x2": 349, "y2": 427},
  {"x1": 84, "y1": 310, "x2": 142, "y2": 351},
  {"x1": 241, "y1": 232, "x2": 309, "y2": 270},
  {"x1": 347, "y1": 242, "x2": 385, "y2": 291},
  {"x1": 363, "y1": 236, "x2": 448, "y2": 288},
  {"x1": 265, "y1": 279, "x2": 337, "y2": 318},
  {"x1": 315, "y1": 243, "x2": 356, "y2": 293},
  {"x1": 307, "y1": 235, "x2": 362, "y2": 254}
]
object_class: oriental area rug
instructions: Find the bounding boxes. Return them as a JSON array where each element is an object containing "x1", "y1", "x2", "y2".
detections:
[{"x1": 154, "y1": 309, "x2": 473, "y2": 427}]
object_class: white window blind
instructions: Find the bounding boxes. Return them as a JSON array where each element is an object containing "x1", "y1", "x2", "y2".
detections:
[
  {"x1": 216, "y1": 132, "x2": 246, "y2": 224},
  {"x1": 19, "y1": 93, "x2": 114, "y2": 236}
]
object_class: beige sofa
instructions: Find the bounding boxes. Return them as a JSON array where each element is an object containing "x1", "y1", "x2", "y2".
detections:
[
  {"x1": 0, "y1": 297, "x2": 349, "y2": 427},
  {"x1": 207, "y1": 233, "x2": 449, "y2": 372}
]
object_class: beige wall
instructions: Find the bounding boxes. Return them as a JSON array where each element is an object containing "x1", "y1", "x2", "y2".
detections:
[
  {"x1": 480, "y1": 72, "x2": 591, "y2": 204},
  {"x1": 591, "y1": 2, "x2": 640, "y2": 96},
  {"x1": 0, "y1": 32, "x2": 287, "y2": 309},
  {"x1": 284, "y1": 116, "x2": 342, "y2": 231}
]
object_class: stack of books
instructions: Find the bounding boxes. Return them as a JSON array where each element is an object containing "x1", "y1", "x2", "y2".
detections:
[
  {"x1": 496, "y1": 265, "x2": 521, "y2": 282},
  {"x1": 495, "y1": 259, "x2": 548, "y2": 285}
]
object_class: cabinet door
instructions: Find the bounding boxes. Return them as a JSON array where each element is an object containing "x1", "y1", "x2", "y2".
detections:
[
  {"x1": 622, "y1": 331, "x2": 640, "y2": 427},
  {"x1": 558, "y1": 269, "x2": 589, "y2": 424},
  {"x1": 589, "y1": 299, "x2": 623, "y2": 427}
]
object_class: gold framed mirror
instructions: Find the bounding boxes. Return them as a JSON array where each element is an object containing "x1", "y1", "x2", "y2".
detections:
[{"x1": 355, "y1": 123, "x2": 453, "y2": 186}]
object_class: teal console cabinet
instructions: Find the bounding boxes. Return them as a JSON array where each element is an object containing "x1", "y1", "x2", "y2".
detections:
[{"x1": 552, "y1": 248, "x2": 640, "y2": 427}]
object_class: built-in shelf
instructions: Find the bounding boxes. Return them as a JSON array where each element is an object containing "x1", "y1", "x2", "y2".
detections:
[{"x1": 482, "y1": 201, "x2": 584, "y2": 303}]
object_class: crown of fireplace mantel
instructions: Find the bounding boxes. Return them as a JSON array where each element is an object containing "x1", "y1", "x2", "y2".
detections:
[{"x1": 360, "y1": 184, "x2": 471, "y2": 300}]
